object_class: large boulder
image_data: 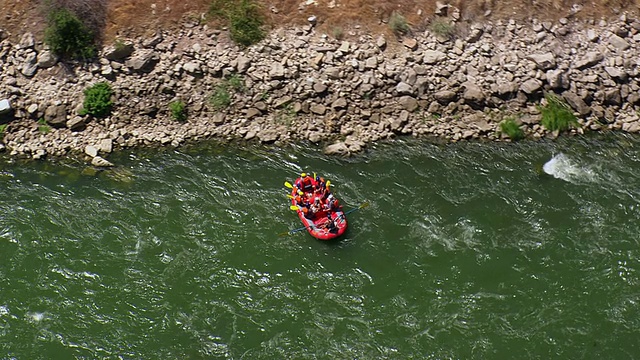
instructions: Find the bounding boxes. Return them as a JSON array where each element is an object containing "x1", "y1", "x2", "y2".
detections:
[
  {"x1": 398, "y1": 96, "x2": 418, "y2": 112},
  {"x1": 423, "y1": 50, "x2": 446, "y2": 64},
  {"x1": 520, "y1": 78, "x2": 543, "y2": 94},
  {"x1": 66, "y1": 116, "x2": 86, "y2": 131},
  {"x1": 21, "y1": 52, "x2": 38, "y2": 77},
  {"x1": 562, "y1": 92, "x2": 591, "y2": 116},
  {"x1": 462, "y1": 82, "x2": 486, "y2": 104},
  {"x1": 103, "y1": 42, "x2": 135, "y2": 61},
  {"x1": 546, "y1": 70, "x2": 570, "y2": 90},
  {"x1": 19, "y1": 32, "x2": 35, "y2": 49},
  {"x1": 125, "y1": 50, "x2": 159, "y2": 72},
  {"x1": 257, "y1": 128, "x2": 279, "y2": 143},
  {"x1": 527, "y1": 53, "x2": 557, "y2": 70},
  {"x1": 44, "y1": 104, "x2": 67, "y2": 127},
  {"x1": 37, "y1": 50, "x2": 58, "y2": 68},
  {"x1": 434, "y1": 90, "x2": 457, "y2": 103},
  {"x1": 575, "y1": 52, "x2": 603, "y2": 69},
  {"x1": 324, "y1": 141, "x2": 349, "y2": 156}
]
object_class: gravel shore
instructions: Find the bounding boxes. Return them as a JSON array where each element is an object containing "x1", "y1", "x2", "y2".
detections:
[{"x1": 1, "y1": 9, "x2": 640, "y2": 163}]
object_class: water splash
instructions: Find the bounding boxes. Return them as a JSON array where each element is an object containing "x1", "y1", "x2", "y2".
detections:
[{"x1": 543, "y1": 153, "x2": 596, "y2": 183}]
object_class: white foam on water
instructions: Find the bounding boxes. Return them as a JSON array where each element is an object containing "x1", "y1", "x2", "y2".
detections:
[
  {"x1": 543, "y1": 153, "x2": 596, "y2": 183},
  {"x1": 28, "y1": 312, "x2": 45, "y2": 322}
]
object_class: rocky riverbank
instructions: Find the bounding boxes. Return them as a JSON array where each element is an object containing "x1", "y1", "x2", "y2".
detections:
[{"x1": 1, "y1": 8, "x2": 640, "y2": 163}]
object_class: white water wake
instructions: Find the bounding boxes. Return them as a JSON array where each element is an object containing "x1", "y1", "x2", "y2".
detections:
[{"x1": 543, "y1": 153, "x2": 597, "y2": 183}]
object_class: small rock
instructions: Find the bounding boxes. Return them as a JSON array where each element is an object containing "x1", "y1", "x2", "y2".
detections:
[
  {"x1": 92, "y1": 156, "x2": 114, "y2": 167},
  {"x1": 423, "y1": 50, "x2": 446, "y2": 64},
  {"x1": 609, "y1": 33, "x2": 630, "y2": 50},
  {"x1": 212, "y1": 113, "x2": 225, "y2": 125},
  {"x1": 365, "y1": 57, "x2": 377, "y2": 69},
  {"x1": 236, "y1": 56, "x2": 251, "y2": 73},
  {"x1": 604, "y1": 66, "x2": 628, "y2": 82},
  {"x1": 313, "y1": 82, "x2": 328, "y2": 94},
  {"x1": 269, "y1": 63, "x2": 285, "y2": 79},
  {"x1": 0, "y1": 99, "x2": 11, "y2": 115},
  {"x1": 27, "y1": 103, "x2": 38, "y2": 115},
  {"x1": 245, "y1": 107, "x2": 262, "y2": 118},
  {"x1": 434, "y1": 90, "x2": 457, "y2": 103},
  {"x1": 85, "y1": 145, "x2": 99, "y2": 158},
  {"x1": 98, "y1": 139, "x2": 113, "y2": 154},
  {"x1": 338, "y1": 41, "x2": 350, "y2": 53},
  {"x1": 402, "y1": 38, "x2": 418, "y2": 50},
  {"x1": 331, "y1": 98, "x2": 348, "y2": 109},
  {"x1": 66, "y1": 116, "x2": 85, "y2": 131},
  {"x1": 398, "y1": 96, "x2": 418, "y2": 112},
  {"x1": 182, "y1": 61, "x2": 201, "y2": 74},
  {"x1": 310, "y1": 104, "x2": 326, "y2": 115},
  {"x1": 32, "y1": 149, "x2": 46, "y2": 160},
  {"x1": 520, "y1": 78, "x2": 543, "y2": 94}
]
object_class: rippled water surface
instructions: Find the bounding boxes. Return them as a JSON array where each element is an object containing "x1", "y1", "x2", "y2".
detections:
[{"x1": 1, "y1": 135, "x2": 639, "y2": 359}]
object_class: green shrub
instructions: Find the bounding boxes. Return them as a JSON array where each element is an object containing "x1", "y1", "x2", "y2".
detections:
[
  {"x1": 500, "y1": 118, "x2": 524, "y2": 140},
  {"x1": 389, "y1": 11, "x2": 410, "y2": 36},
  {"x1": 0, "y1": 124, "x2": 7, "y2": 136},
  {"x1": 538, "y1": 93, "x2": 578, "y2": 132},
  {"x1": 209, "y1": 75, "x2": 246, "y2": 110},
  {"x1": 226, "y1": 74, "x2": 245, "y2": 93},
  {"x1": 208, "y1": 0, "x2": 227, "y2": 18},
  {"x1": 209, "y1": 0, "x2": 265, "y2": 47},
  {"x1": 276, "y1": 104, "x2": 296, "y2": 126},
  {"x1": 82, "y1": 82, "x2": 114, "y2": 118},
  {"x1": 430, "y1": 18, "x2": 455, "y2": 39},
  {"x1": 210, "y1": 84, "x2": 231, "y2": 110},
  {"x1": 44, "y1": 8, "x2": 96, "y2": 59},
  {"x1": 37, "y1": 119, "x2": 51, "y2": 134},
  {"x1": 114, "y1": 38, "x2": 127, "y2": 52},
  {"x1": 169, "y1": 100, "x2": 187, "y2": 121},
  {"x1": 331, "y1": 26, "x2": 344, "y2": 40}
]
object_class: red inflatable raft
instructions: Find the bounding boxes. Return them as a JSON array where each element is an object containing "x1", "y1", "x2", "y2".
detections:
[{"x1": 289, "y1": 174, "x2": 347, "y2": 240}]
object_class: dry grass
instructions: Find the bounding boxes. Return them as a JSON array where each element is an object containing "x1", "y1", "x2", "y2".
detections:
[{"x1": 1, "y1": 0, "x2": 639, "y2": 43}]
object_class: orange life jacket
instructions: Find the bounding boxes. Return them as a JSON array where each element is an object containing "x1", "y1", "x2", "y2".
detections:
[{"x1": 301, "y1": 176, "x2": 313, "y2": 191}]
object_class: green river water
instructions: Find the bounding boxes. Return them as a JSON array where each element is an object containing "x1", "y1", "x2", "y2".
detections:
[{"x1": 1, "y1": 134, "x2": 639, "y2": 359}]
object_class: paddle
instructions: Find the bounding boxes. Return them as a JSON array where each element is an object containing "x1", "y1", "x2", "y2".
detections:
[
  {"x1": 284, "y1": 181, "x2": 293, "y2": 189},
  {"x1": 280, "y1": 201, "x2": 369, "y2": 236},
  {"x1": 340, "y1": 201, "x2": 369, "y2": 218},
  {"x1": 280, "y1": 224, "x2": 314, "y2": 236}
]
